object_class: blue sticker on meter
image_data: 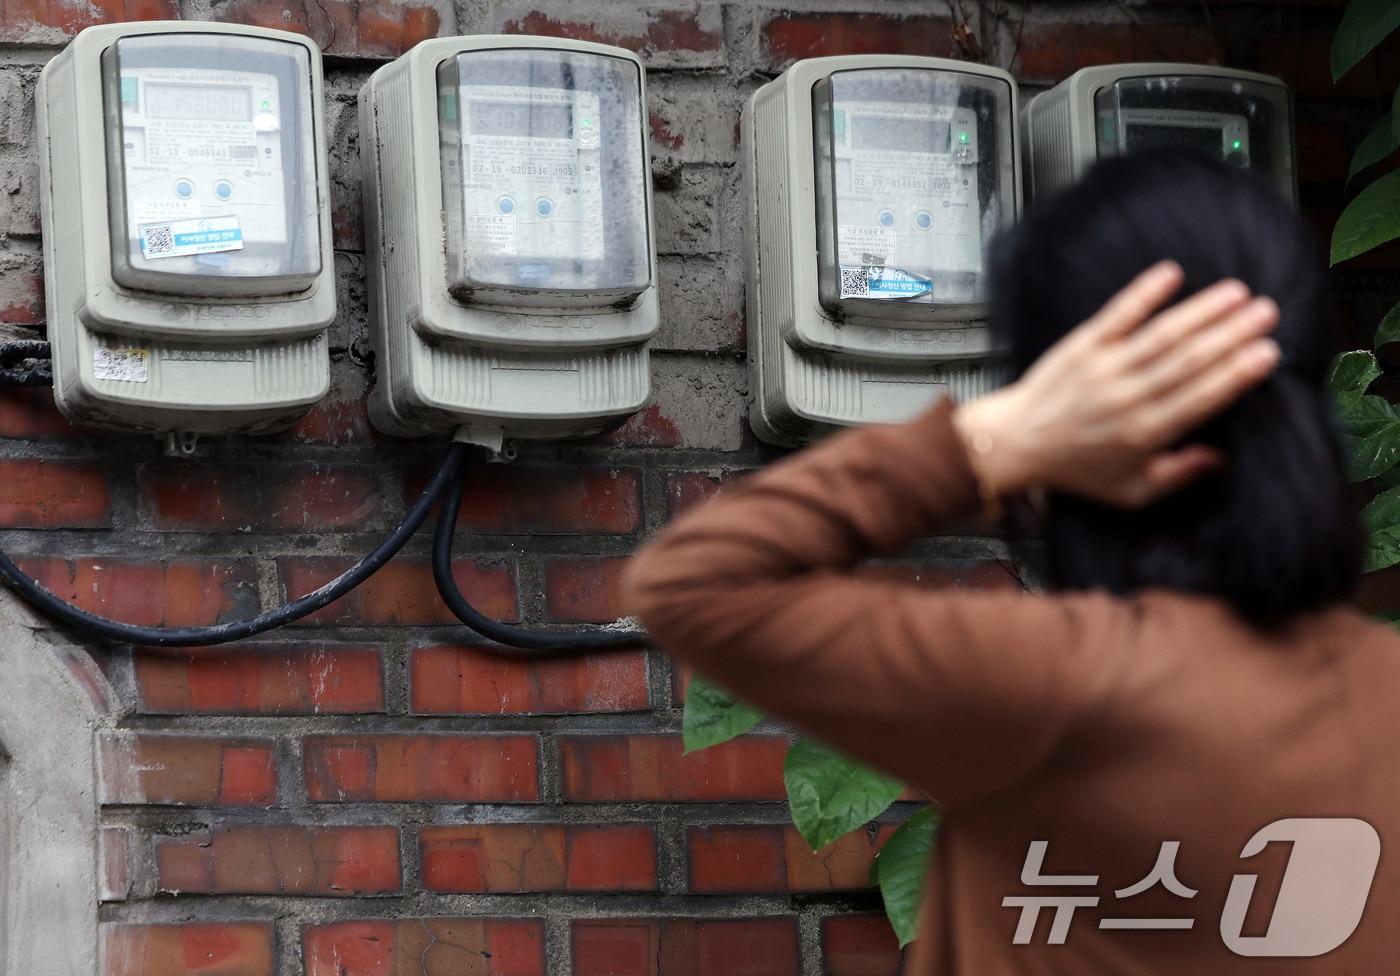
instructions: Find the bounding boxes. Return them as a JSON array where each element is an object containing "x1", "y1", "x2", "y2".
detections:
[
  {"x1": 840, "y1": 265, "x2": 933, "y2": 300},
  {"x1": 140, "y1": 216, "x2": 245, "y2": 261}
]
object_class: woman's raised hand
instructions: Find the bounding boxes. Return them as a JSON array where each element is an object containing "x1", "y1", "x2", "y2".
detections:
[{"x1": 953, "y1": 261, "x2": 1281, "y2": 509}]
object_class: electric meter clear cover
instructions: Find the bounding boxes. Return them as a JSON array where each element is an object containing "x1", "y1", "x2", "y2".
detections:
[
  {"x1": 437, "y1": 50, "x2": 652, "y2": 306},
  {"x1": 102, "y1": 34, "x2": 323, "y2": 297},
  {"x1": 813, "y1": 68, "x2": 1015, "y2": 318},
  {"x1": 1094, "y1": 76, "x2": 1294, "y2": 197}
]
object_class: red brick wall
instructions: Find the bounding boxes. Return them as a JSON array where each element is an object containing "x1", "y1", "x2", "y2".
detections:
[{"x1": 0, "y1": 2, "x2": 1393, "y2": 974}]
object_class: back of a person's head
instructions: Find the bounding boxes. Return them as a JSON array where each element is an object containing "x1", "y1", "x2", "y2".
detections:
[{"x1": 990, "y1": 148, "x2": 1362, "y2": 623}]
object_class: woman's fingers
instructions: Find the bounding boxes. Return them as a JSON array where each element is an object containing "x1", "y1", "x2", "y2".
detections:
[
  {"x1": 1117, "y1": 278, "x2": 1254, "y2": 367},
  {"x1": 1075, "y1": 261, "x2": 1185, "y2": 347},
  {"x1": 1135, "y1": 337, "x2": 1281, "y2": 449},
  {"x1": 1138, "y1": 445, "x2": 1225, "y2": 502},
  {"x1": 1117, "y1": 296, "x2": 1279, "y2": 405}
]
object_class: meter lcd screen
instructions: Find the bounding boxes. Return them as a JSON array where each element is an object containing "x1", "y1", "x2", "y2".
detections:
[
  {"x1": 813, "y1": 67, "x2": 1016, "y2": 315},
  {"x1": 1123, "y1": 122, "x2": 1229, "y2": 156},
  {"x1": 143, "y1": 84, "x2": 253, "y2": 122},
  {"x1": 102, "y1": 33, "x2": 322, "y2": 296},
  {"x1": 1095, "y1": 77, "x2": 1293, "y2": 195},
  {"x1": 850, "y1": 115, "x2": 952, "y2": 154},
  {"x1": 437, "y1": 48, "x2": 651, "y2": 305}
]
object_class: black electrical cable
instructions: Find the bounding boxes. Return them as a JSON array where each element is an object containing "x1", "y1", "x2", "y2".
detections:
[
  {"x1": 0, "y1": 442, "x2": 469, "y2": 647},
  {"x1": 433, "y1": 454, "x2": 649, "y2": 655},
  {"x1": 0, "y1": 341, "x2": 52, "y2": 387}
]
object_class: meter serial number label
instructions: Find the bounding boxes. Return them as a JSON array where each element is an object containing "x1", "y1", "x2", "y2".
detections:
[{"x1": 93, "y1": 347, "x2": 150, "y2": 384}]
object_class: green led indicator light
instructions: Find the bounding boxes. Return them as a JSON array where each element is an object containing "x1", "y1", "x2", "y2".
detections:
[
  {"x1": 958, "y1": 131, "x2": 970, "y2": 144},
  {"x1": 581, "y1": 117, "x2": 594, "y2": 128},
  {"x1": 262, "y1": 99, "x2": 271, "y2": 110},
  {"x1": 1231, "y1": 139, "x2": 1242, "y2": 150}
]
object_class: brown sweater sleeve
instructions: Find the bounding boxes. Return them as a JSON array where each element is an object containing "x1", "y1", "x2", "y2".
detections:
[{"x1": 621, "y1": 399, "x2": 1131, "y2": 811}]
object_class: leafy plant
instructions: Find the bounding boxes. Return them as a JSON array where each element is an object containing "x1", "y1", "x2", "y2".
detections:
[
  {"x1": 682, "y1": 1, "x2": 1400, "y2": 948},
  {"x1": 683, "y1": 676, "x2": 935, "y2": 947},
  {"x1": 1331, "y1": 3, "x2": 1400, "y2": 570}
]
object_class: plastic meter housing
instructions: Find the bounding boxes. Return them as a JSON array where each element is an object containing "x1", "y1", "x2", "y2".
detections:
[
  {"x1": 37, "y1": 22, "x2": 334, "y2": 436},
  {"x1": 1022, "y1": 63, "x2": 1296, "y2": 204},
  {"x1": 359, "y1": 36, "x2": 659, "y2": 442},
  {"x1": 744, "y1": 56, "x2": 1019, "y2": 447}
]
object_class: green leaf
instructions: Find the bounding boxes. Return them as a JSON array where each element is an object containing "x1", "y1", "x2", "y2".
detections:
[
  {"x1": 1338, "y1": 392, "x2": 1399, "y2": 439},
  {"x1": 783, "y1": 741, "x2": 904, "y2": 851},
  {"x1": 1362, "y1": 484, "x2": 1400, "y2": 531},
  {"x1": 1364, "y1": 524, "x2": 1400, "y2": 572},
  {"x1": 1331, "y1": 0, "x2": 1400, "y2": 80},
  {"x1": 1328, "y1": 350, "x2": 1382, "y2": 395},
  {"x1": 1351, "y1": 420, "x2": 1400, "y2": 481},
  {"x1": 1331, "y1": 169, "x2": 1400, "y2": 265},
  {"x1": 1350, "y1": 113, "x2": 1399, "y2": 183},
  {"x1": 872, "y1": 807, "x2": 940, "y2": 948},
  {"x1": 1377, "y1": 611, "x2": 1400, "y2": 629},
  {"x1": 1375, "y1": 300, "x2": 1400, "y2": 348},
  {"x1": 682, "y1": 675, "x2": 763, "y2": 753}
]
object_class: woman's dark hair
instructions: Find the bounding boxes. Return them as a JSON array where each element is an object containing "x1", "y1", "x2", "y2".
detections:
[{"x1": 989, "y1": 149, "x2": 1362, "y2": 622}]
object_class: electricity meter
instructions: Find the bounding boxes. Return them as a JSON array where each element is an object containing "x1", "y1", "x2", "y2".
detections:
[
  {"x1": 37, "y1": 22, "x2": 334, "y2": 439},
  {"x1": 1022, "y1": 64, "x2": 1296, "y2": 203},
  {"x1": 360, "y1": 37, "x2": 659, "y2": 444},
  {"x1": 744, "y1": 56, "x2": 1019, "y2": 447}
]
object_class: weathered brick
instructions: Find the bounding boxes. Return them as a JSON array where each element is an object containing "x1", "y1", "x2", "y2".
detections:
[
  {"x1": 304, "y1": 919, "x2": 545, "y2": 976},
  {"x1": 688, "y1": 824, "x2": 895, "y2": 893},
  {"x1": 0, "y1": 458, "x2": 110, "y2": 527},
  {"x1": 822, "y1": 915, "x2": 902, "y2": 976},
  {"x1": 0, "y1": 0, "x2": 176, "y2": 43},
  {"x1": 103, "y1": 922, "x2": 273, "y2": 976},
  {"x1": 655, "y1": 255, "x2": 746, "y2": 353},
  {"x1": 304, "y1": 734, "x2": 541, "y2": 802},
  {"x1": 410, "y1": 644, "x2": 648, "y2": 714},
  {"x1": 99, "y1": 825, "x2": 132, "y2": 903},
  {"x1": 1255, "y1": 34, "x2": 1400, "y2": 99},
  {"x1": 655, "y1": 167, "x2": 723, "y2": 256},
  {"x1": 420, "y1": 823, "x2": 657, "y2": 893},
  {"x1": 544, "y1": 556, "x2": 629, "y2": 623},
  {"x1": 278, "y1": 555, "x2": 518, "y2": 626},
  {"x1": 496, "y1": 2, "x2": 724, "y2": 70},
  {"x1": 1018, "y1": 22, "x2": 1224, "y2": 84},
  {"x1": 0, "y1": 240, "x2": 43, "y2": 324},
  {"x1": 761, "y1": 11, "x2": 955, "y2": 69},
  {"x1": 157, "y1": 825, "x2": 400, "y2": 896},
  {"x1": 135, "y1": 644, "x2": 384, "y2": 715},
  {"x1": 99, "y1": 733, "x2": 277, "y2": 807},
  {"x1": 560, "y1": 735, "x2": 788, "y2": 802},
  {"x1": 283, "y1": 382, "x2": 377, "y2": 446},
  {"x1": 138, "y1": 462, "x2": 382, "y2": 532},
  {"x1": 16, "y1": 557, "x2": 259, "y2": 628},
  {"x1": 210, "y1": 0, "x2": 447, "y2": 57},
  {"x1": 646, "y1": 77, "x2": 743, "y2": 165},
  {"x1": 572, "y1": 918, "x2": 800, "y2": 976},
  {"x1": 602, "y1": 357, "x2": 747, "y2": 451},
  {"x1": 408, "y1": 464, "x2": 642, "y2": 534}
]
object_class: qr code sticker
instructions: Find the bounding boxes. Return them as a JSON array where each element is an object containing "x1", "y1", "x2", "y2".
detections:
[
  {"x1": 142, "y1": 223, "x2": 174, "y2": 257},
  {"x1": 840, "y1": 265, "x2": 870, "y2": 298},
  {"x1": 93, "y1": 346, "x2": 150, "y2": 384}
]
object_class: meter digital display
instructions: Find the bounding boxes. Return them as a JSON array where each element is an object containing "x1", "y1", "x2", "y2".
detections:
[
  {"x1": 102, "y1": 33, "x2": 322, "y2": 297},
  {"x1": 1094, "y1": 75, "x2": 1291, "y2": 187},
  {"x1": 436, "y1": 48, "x2": 651, "y2": 307},
  {"x1": 813, "y1": 68, "x2": 1016, "y2": 316}
]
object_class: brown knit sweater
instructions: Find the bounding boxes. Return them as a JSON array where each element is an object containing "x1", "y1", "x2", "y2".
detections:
[{"x1": 622, "y1": 399, "x2": 1399, "y2": 974}]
